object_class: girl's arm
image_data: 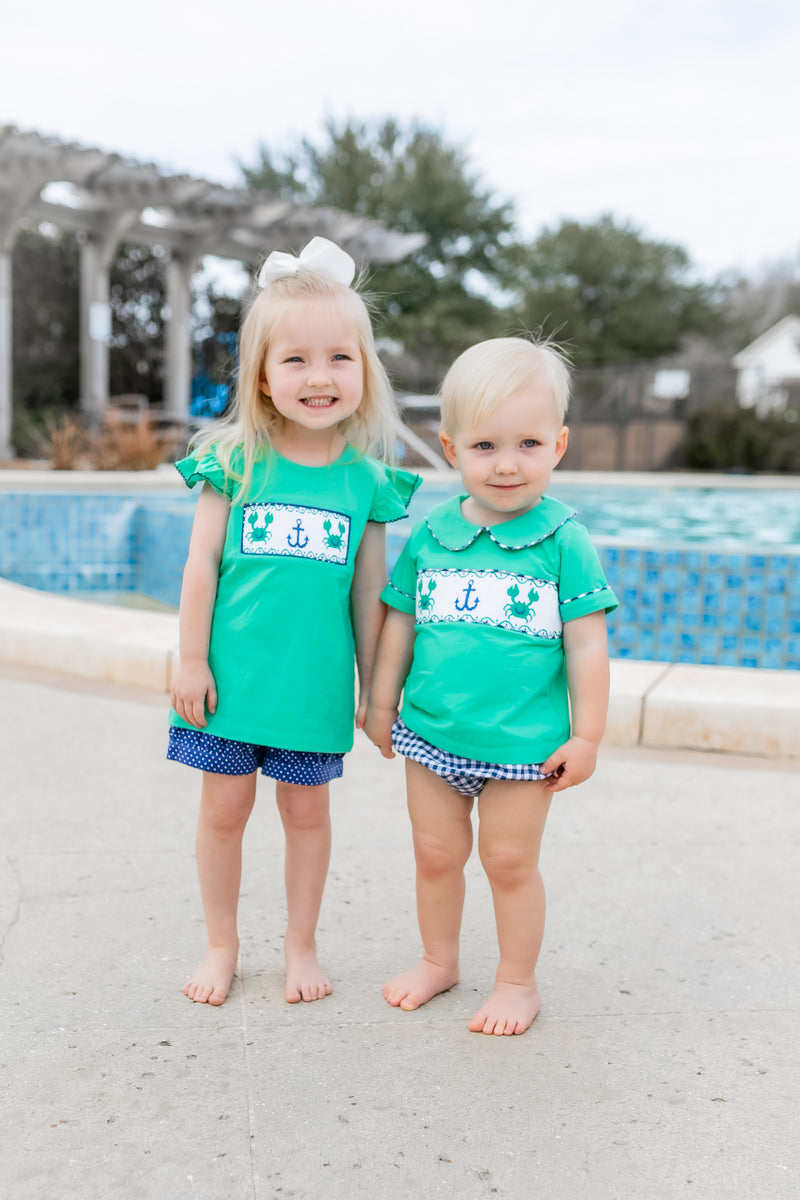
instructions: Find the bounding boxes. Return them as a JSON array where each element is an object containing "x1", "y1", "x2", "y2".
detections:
[
  {"x1": 365, "y1": 607, "x2": 416, "y2": 758},
  {"x1": 351, "y1": 521, "x2": 389, "y2": 728},
  {"x1": 540, "y1": 610, "x2": 610, "y2": 792},
  {"x1": 170, "y1": 485, "x2": 230, "y2": 729}
]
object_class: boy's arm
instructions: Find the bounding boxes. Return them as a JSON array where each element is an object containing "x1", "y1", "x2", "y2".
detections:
[
  {"x1": 351, "y1": 521, "x2": 388, "y2": 728},
  {"x1": 170, "y1": 485, "x2": 230, "y2": 728},
  {"x1": 365, "y1": 607, "x2": 417, "y2": 758},
  {"x1": 540, "y1": 610, "x2": 610, "y2": 792}
]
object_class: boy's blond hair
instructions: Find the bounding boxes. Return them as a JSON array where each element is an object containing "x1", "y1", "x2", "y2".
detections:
[
  {"x1": 440, "y1": 337, "x2": 572, "y2": 436},
  {"x1": 191, "y1": 269, "x2": 398, "y2": 499}
]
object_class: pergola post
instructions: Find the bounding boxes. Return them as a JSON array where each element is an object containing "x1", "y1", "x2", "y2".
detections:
[
  {"x1": 79, "y1": 235, "x2": 111, "y2": 425},
  {"x1": 164, "y1": 251, "x2": 200, "y2": 419},
  {"x1": 0, "y1": 249, "x2": 12, "y2": 460},
  {"x1": 79, "y1": 213, "x2": 138, "y2": 425}
]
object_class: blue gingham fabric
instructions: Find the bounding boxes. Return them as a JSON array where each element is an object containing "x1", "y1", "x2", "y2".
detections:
[{"x1": 391, "y1": 718, "x2": 549, "y2": 797}]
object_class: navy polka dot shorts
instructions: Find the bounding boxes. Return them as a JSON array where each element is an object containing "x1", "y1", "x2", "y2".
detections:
[
  {"x1": 167, "y1": 726, "x2": 344, "y2": 785},
  {"x1": 391, "y1": 718, "x2": 549, "y2": 797}
]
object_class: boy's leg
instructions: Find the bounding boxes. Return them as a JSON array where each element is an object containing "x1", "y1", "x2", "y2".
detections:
[
  {"x1": 470, "y1": 778, "x2": 552, "y2": 1036},
  {"x1": 275, "y1": 781, "x2": 333, "y2": 1003},
  {"x1": 384, "y1": 758, "x2": 474, "y2": 1011},
  {"x1": 186, "y1": 769, "x2": 257, "y2": 1005}
]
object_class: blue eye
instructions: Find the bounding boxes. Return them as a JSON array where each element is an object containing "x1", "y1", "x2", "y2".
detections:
[
  {"x1": 332, "y1": 353, "x2": 352, "y2": 361},
  {"x1": 474, "y1": 441, "x2": 493, "y2": 450},
  {"x1": 521, "y1": 439, "x2": 539, "y2": 448}
]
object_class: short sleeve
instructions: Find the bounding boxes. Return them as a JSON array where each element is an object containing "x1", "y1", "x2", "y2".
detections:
[
  {"x1": 174, "y1": 448, "x2": 233, "y2": 499},
  {"x1": 381, "y1": 537, "x2": 417, "y2": 614},
  {"x1": 368, "y1": 465, "x2": 422, "y2": 524},
  {"x1": 557, "y1": 522, "x2": 619, "y2": 622}
]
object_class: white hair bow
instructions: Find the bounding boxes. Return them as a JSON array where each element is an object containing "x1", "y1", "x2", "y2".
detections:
[{"x1": 257, "y1": 236, "x2": 356, "y2": 288}]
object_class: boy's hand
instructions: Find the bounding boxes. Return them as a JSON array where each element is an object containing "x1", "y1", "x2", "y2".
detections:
[
  {"x1": 540, "y1": 736, "x2": 599, "y2": 792},
  {"x1": 171, "y1": 660, "x2": 218, "y2": 729},
  {"x1": 364, "y1": 703, "x2": 398, "y2": 759}
]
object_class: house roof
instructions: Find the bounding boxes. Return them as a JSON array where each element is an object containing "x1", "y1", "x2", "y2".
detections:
[{"x1": 733, "y1": 315, "x2": 800, "y2": 368}]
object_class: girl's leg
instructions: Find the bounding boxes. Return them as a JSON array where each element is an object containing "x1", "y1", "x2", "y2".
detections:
[
  {"x1": 470, "y1": 778, "x2": 552, "y2": 1036},
  {"x1": 185, "y1": 770, "x2": 257, "y2": 1005},
  {"x1": 275, "y1": 781, "x2": 333, "y2": 1003},
  {"x1": 384, "y1": 759, "x2": 474, "y2": 1011}
]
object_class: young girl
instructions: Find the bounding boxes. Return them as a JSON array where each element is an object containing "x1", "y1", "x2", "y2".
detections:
[
  {"x1": 169, "y1": 237, "x2": 419, "y2": 1007},
  {"x1": 366, "y1": 337, "x2": 618, "y2": 1036}
]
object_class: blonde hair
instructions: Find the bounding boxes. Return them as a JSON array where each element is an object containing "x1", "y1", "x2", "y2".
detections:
[
  {"x1": 191, "y1": 268, "x2": 398, "y2": 499},
  {"x1": 440, "y1": 337, "x2": 572, "y2": 436}
]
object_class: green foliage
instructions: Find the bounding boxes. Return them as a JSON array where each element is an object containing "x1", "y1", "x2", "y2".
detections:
[
  {"x1": 682, "y1": 404, "x2": 800, "y2": 473},
  {"x1": 12, "y1": 227, "x2": 81, "y2": 413},
  {"x1": 241, "y1": 117, "x2": 517, "y2": 388},
  {"x1": 109, "y1": 244, "x2": 166, "y2": 403},
  {"x1": 510, "y1": 215, "x2": 722, "y2": 365}
]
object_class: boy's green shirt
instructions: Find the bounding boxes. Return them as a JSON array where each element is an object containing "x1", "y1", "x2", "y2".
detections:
[{"x1": 382, "y1": 494, "x2": 618, "y2": 763}]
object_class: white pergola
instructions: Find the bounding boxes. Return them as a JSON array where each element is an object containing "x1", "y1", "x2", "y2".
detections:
[{"x1": 0, "y1": 126, "x2": 424, "y2": 459}]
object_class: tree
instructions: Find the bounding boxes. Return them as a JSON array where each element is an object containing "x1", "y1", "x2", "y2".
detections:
[
  {"x1": 12, "y1": 227, "x2": 81, "y2": 416},
  {"x1": 717, "y1": 253, "x2": 800, "y2": 354},
  {"x1": 108, "y1": 243, "x2": 167, "y2": 403},
  {"x1": 510, "y1": 215, "x2": 722, "y2": 365},
  {"x1": 240, "y1": 118, "x2": 518, "y2": 389}
]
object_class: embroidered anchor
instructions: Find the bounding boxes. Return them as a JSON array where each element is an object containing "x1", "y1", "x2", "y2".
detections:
[
  {"x1": 503, "y1": 582, "x2": 539, "y2": 621},
  {"x1": 454, "y1": 578, "x2": 480, "y2": 612},
  {"x1": 246, "y1": 508, "x2": 273, "y2": 543},
  {"x1": 322, "y1": 518, "x2": 346, "y2": 550},
  {"x1": 287, "y1": 519, "x2": 309, "y2": 549},
  {"x1": 417, "y1": 577, "x2": 437, "y2": 612}
]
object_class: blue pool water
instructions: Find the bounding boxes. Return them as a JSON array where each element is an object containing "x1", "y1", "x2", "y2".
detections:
[{"x1": 1, "y1": 478, "x2": 799, "y2": 670}]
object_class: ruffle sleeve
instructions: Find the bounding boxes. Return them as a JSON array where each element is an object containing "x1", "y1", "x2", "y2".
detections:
[
  {"x1": 174, "y1": 449, "x2": 234, "y2": 499},
  {"x1": 368, "y1": 465, "x2": 422, "y2": 524}
]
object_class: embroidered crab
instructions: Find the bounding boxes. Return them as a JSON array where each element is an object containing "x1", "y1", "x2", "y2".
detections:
[
  {"x1": 247, "y1": 508, "x2": 273, "y2": 542},
  {"x1": 417, "y1": 578, "x2": 437, "y2": 611},
  {"x1": 322, "y1": 518, "x2": 346, "y2": 549},
  {"x1": 504, "y1": 582, "x2": 539, "y2": 620}
]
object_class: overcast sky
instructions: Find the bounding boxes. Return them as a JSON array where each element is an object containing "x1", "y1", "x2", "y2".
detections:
[{"x1": 2, "y1": 0, "x2": 798, "y2": 280}]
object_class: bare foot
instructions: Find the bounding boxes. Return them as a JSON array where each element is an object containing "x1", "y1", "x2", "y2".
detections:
[
  {"x1": 285, "y1": 945, "x2": 332, "y2": 1003},
  {"x1": 468, "y1": 982, "x2": 541, "y2": 1036},
  {"x1": 183, "y1": 945, "x2": 238, "y2": 1006},
  {"x1": 383, "y1": 958, "x2": 459, "y2": 1011}
]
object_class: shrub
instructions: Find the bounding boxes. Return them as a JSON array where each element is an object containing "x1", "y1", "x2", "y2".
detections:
[{"x1": 682, "y1": 405, "x2": 800, "y2": 473}]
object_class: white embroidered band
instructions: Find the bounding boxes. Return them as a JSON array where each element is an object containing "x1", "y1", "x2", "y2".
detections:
[{"x1": 258, "y1": 236, "x2": 356, "y2": 288}]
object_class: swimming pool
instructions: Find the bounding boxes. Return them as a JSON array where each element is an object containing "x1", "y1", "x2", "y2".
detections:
[{"x1": 1, "y1": 471, "x2": 799, "y2": 670}]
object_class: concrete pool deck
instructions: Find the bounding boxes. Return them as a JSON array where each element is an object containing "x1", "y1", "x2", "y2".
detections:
[
  {"x1": 1, "y1": 663, "x2": 798, "y2": 1198},
  {"x1": 1, "y1": 575, "x2": 798, "y2": 759}
]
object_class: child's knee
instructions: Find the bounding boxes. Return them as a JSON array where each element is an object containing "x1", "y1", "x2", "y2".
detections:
[
  {"x1": 413, "y1": 830, "x2": 469, "y2": 879},
  {"x1": 276, "y1": 783, "x2": 330, "y2": 831},
  {"x1": 200, "y1": 794, "x2": 252, "y2": 836},
  {"x1": 479, "y1": 840, "x2": 537, "y2": 887}
]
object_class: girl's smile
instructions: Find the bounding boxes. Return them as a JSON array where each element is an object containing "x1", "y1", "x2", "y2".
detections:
[{"x1": 262, "y1": 298, "x2": 364, "y2": 440}]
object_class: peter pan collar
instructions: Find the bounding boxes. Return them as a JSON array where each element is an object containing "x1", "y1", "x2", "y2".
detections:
[{"x1": 426, "y1": 494, "x2": 576, "y2": 551}]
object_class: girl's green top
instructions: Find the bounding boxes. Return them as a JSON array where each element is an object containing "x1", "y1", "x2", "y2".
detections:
[{"x1": 170, "y1": 444, "x2": 420, "y2": 753}]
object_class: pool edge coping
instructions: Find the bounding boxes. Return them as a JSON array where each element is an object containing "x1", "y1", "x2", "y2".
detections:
[{"x1": 2, "y1": 577, "x2": 798, "y2": 762}]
